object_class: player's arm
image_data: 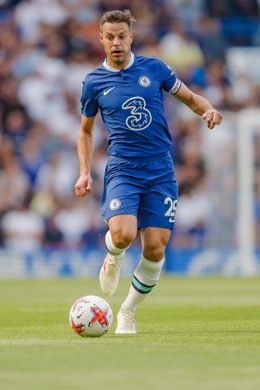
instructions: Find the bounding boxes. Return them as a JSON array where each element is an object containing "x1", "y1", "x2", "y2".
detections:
[
  {"x1": 75, "y1": 115, "x2": 96, "y2": 197},
  {"x1": 174, "y1": 82, "x2": 223, "y2": 129}
]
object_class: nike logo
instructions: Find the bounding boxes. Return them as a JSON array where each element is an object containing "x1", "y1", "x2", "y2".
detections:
[{"x1": 103, "y1": 87, "x2": 115, "y2": 95}]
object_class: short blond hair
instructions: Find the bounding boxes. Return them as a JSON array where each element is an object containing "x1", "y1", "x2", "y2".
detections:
[{"x1": 100, "y1": 9, "x2": 136, "y2": 31}]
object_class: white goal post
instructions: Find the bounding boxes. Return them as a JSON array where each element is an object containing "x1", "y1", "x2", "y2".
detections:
[{"x1": 237, "y1": 109, "x2": 260, "y2": 275}]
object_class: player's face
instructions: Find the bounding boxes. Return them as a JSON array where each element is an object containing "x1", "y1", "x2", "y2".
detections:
[{"x1": 99, "y1": 22, "x2": 133, "y2": 70}]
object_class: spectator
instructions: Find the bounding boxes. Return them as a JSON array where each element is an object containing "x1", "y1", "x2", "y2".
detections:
[
  {"x1": 1, "y1": 193, "x2": 45, "y2": 253},
  {"x1": 0, "y1": 0, "x2": 259, "y2": 253}
]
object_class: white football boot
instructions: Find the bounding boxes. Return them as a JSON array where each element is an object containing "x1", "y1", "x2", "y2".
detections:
[
  {"x1": 99, "y1": 252, "x2": 124, "y2": 296},
  {"x1": 115, "y1": 309, "x2": 136, "y2": 334}
]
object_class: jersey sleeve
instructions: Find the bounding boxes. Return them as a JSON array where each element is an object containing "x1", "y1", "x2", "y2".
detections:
[
  {"x1": 80, "y1": 75, "x2": 99, "y2": 117},
  {"x1": 157, "y1": 59, "x2": 182, "y2": 95}
]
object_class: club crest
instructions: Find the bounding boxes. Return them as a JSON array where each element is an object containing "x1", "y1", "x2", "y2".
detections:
[{"x1": 138, "y1": 76, "x2": 151, "y2": 87}]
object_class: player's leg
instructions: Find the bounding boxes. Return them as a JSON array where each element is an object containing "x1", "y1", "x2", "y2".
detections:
[
  {"x1": 115, "y1": 227, "x2": 171, "y2": 334},
  {"x1": 108, "y1": 214, "x2": 137, "y2": 250},
  {"x1": 99, "y1": 161, "x2": 140, "y2": 296},
  {"x1": 99, "y1": 214, "x2": 137, "y2": 296},
  {"x1": 115, "y1": 171, "x2": 178, "y2": 334}
]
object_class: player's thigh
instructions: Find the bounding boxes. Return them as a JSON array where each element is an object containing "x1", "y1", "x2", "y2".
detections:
[
  {"x1": 101, "y1": 179, "x2": 140, "y2": 222},
  {"x1": 138, "y1": 181, "x2": 178, "y2": 230},
  {"x1": 140, "y1": 227, "x2": 171, "y2": 261}
]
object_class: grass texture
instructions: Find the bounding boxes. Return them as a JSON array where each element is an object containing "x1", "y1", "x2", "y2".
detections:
[{"x1": 0, "y1": 276, "x2": 260, "y2": 390}]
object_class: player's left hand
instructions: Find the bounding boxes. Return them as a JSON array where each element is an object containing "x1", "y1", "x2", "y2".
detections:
[{"x1": 202, "y1": 109, "x2": 223, "y2": 129}]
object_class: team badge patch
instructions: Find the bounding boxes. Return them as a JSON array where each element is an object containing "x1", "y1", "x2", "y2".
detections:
[
  {"x1": 109, "y1": 199, "x2": 121, "y2": 210},
  {"x1": 138, "y1": 76, "x2": 151, "y2": 87}
]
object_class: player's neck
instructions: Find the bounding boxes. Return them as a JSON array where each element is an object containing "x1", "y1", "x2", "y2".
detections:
[
  {"x1": 107, "y1": 62, "x2": 126, "y2": 70},
  {"x1": 104, "y1": 53, "x2": 134, "y2": 71}
]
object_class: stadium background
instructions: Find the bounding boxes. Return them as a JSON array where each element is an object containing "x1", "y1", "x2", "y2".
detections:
[{"x1": 0, "y1": 0, "x2": 259, "y2": 278}]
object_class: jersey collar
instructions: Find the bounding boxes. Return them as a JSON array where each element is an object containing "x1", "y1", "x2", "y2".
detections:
[{"x1": 103, "y1": 52, "x2": 134, "y2": 72}]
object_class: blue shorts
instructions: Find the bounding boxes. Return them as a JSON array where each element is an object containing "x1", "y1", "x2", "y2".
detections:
[{"x1": 101, "y1": 153, "x2": 178, "y2": 230}]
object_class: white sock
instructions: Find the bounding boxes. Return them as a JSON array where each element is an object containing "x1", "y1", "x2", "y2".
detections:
[
  {"x1": 121, "y1": 255, "x2": 165, "y2": 312},
  {"x1": 105, "y1": 230, "x2": 128, "y2": 261}
]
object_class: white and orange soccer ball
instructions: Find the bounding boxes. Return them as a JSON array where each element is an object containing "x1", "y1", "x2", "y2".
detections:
[{"x1": 69, "y1": 295, "x2": 113, "y2": 337}]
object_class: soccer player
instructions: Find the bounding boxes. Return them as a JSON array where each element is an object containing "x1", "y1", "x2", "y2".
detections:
[{"x1": 75, "y1": 9, "x2": 222, "y2": 334}]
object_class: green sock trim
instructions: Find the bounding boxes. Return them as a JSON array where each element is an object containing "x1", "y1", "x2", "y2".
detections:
[{"x1": 132, "y1": 275, "x2": 155, "y2": 294}]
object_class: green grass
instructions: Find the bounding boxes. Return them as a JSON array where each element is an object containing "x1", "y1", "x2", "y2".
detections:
[{"x1": 0, "y1": 277, "x2": 260, "y2": 390}]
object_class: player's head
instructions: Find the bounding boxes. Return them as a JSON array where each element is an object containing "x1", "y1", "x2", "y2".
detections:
[{"x1": 99, "y1": 9, "x2": 135, "y2": 69}]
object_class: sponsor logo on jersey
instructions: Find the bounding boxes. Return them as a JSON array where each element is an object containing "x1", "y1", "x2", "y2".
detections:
[
  {"x1": 103, "y1": 87, "x2": 115, "y2": 95},
  {"x1": 110, "y1": 199, "x2": 121, "y2": 210},
  {"x1": 138, "y1": 76, "x2": 151, "y2": 87},
  {"x1": 122, "y1": 96, "x2": 152, "y2": 131}
]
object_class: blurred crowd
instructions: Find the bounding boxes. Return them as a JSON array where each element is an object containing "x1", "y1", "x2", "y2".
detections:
[{"x1": 0, "y1": 0, "x2": 260, "y2": 253}]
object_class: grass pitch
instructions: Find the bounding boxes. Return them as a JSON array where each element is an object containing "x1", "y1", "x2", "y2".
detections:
[{"x1": 0, "y1": 276, "x2": 260, "y2": 390}]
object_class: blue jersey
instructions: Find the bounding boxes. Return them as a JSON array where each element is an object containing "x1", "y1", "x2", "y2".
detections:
[{"x1": 80, "y1": 53, "x2": 181, "y2": 158}]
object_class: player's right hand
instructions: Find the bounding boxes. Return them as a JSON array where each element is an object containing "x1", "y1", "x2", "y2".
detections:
[
  {"x1": 202, "y1": 109, "x2": 223, "y2": 129},
  {"x1": 74, "y1": 173, "x2": 93, "y2": 197}
]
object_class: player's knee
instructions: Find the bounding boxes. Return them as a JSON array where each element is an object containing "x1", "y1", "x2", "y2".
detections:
[
  {"x1": 143, "y1": 244, "x2": 165, "y2": 261},
  {"x1": 111, "y1": 230, "x2": 136, "y2": 249}
]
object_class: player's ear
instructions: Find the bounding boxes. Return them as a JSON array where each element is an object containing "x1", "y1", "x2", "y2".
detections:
[
  {"x1": 99, "y1": 32, "x2": 104, "y2": 45},
  {"x1": 130, "y1": 31, "x2": 133, "y2": 43}
]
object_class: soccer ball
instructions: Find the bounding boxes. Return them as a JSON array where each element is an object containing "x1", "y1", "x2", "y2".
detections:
[{"x1": 69, "y1": 295, "x2": 113, "y2": 337}]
